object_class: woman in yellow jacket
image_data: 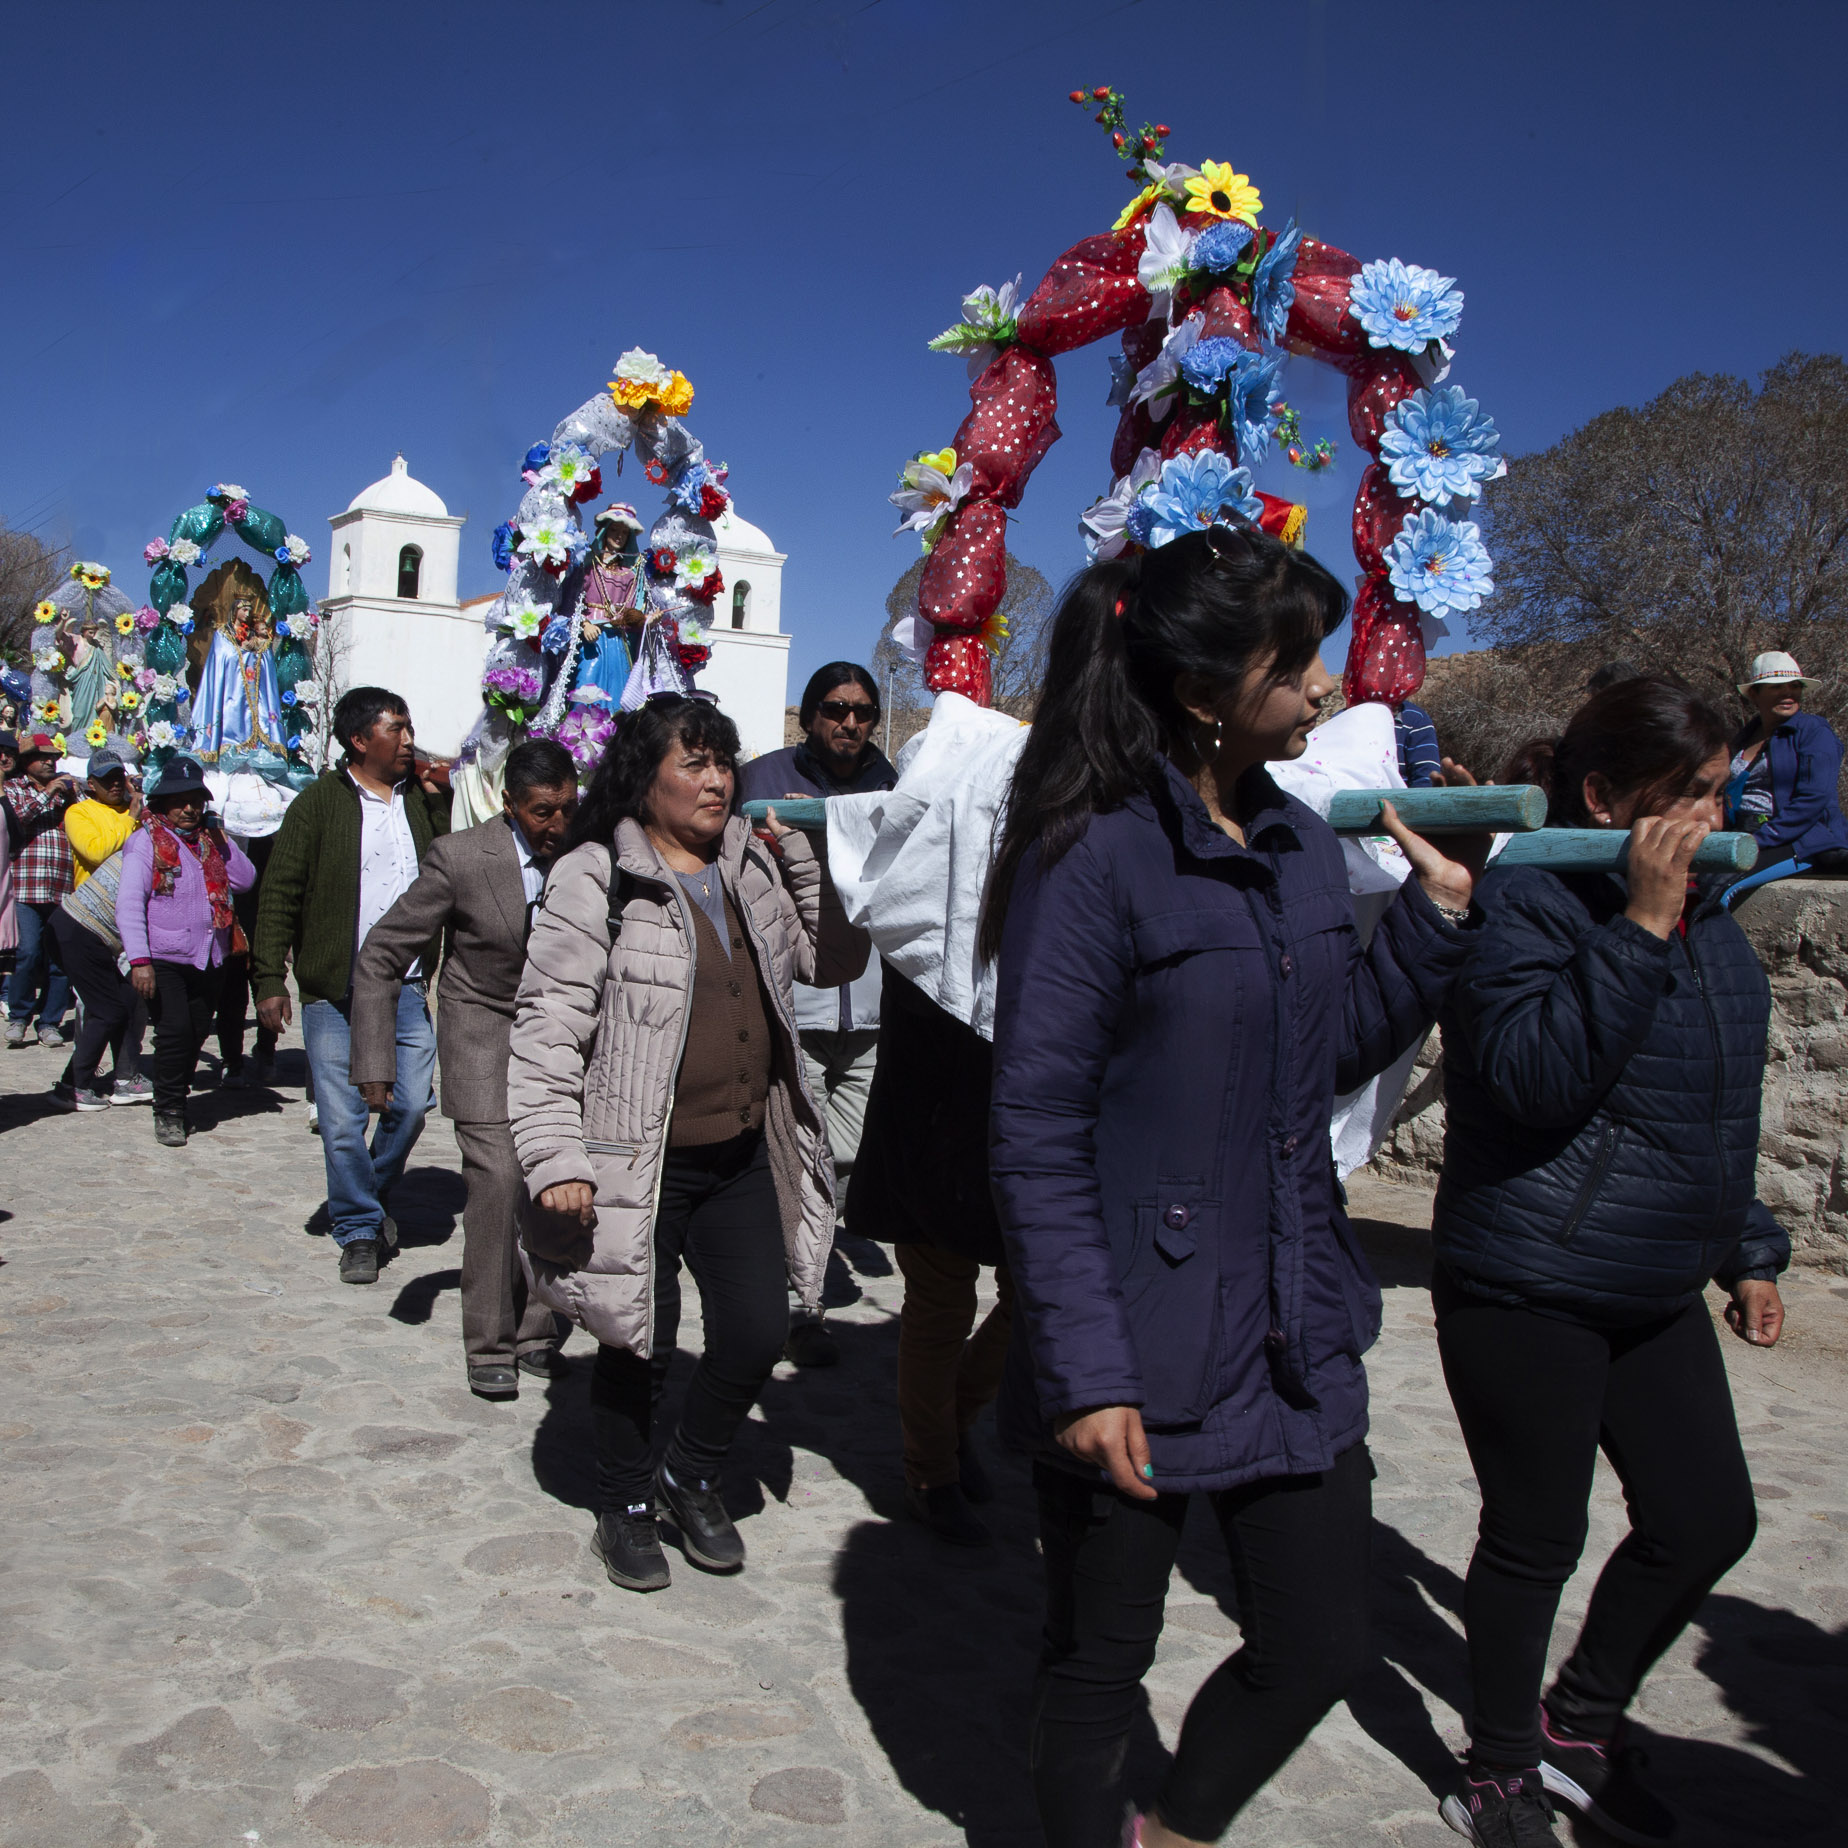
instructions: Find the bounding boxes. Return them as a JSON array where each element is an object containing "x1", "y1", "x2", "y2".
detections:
[{"x1": 52, "y1": 746, "x2": 150, "y2": 1108}]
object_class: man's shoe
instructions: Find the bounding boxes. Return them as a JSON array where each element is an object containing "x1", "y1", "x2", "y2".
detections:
[
  {"x1": 516, "y1": 1347, "x2": 566, "y2": 1379},
  {"x1": 957, "y1": 1440, "x2": 993, "y2": 1504},
  {"x1": 1540, "y1": 1713, "x2": 1676, "y2": 1846},
  {"x1": 73, "y1": 1086, "x2": 114, "y2": 1113},
  {"x1": 252, "y1": 1050, "x2": 276, "y2": 1086},
  {"x1": 654, "y1": 1462, "x2": 745, "y2": 1572},
  {"x1": 1440, "y1": 1767, "x2": 1562, "y2": 1847},
  {"x1": 153, "y1": 1114, "x2": 188, "y2": 1147},
  {"x1": 905, "y1": 1481, "x2": 992, "y2": 1547},
  {"x1": 109, "y1": 1075, "x2": 154, "y2": 1106},
  {"x1": 307, "y1": 1102, "x2": 320, "y2": 1134},
  {"x1": 219, "y1": 1062, "x2": 250, "y2": 1090},
  {"x1": 592, "y1": 1507, "x2": 671, "y2": 1592},
  {"x1": 467, "y1": 1363, "x2": 519, "y2": 1400},
  {"x1": 783, "y1": 1316, "x2": 839, "y2": 1368},
  {"x1": 37, "y1": 1024, "x2": 65, "y2": 1048},
  {"x1": 49, "y1": 1080, "x2": 77, "y2": 1112},
  {"x1": 5, "y1": 1019, "x2": 28, "y2": 1049},
  {"x1": 339, "y1": 1239, "x2": 381, "y2": 1284}
]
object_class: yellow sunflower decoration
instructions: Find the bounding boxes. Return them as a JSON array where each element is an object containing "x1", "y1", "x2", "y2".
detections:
[
  {"x1": 117, "y1": 660, "x2": 136, "y2": 680},
  {"x1": 120, "y1": 690, "x2": 141, "y2": 713},
  {"x1": 1112, "y1": 180, "x2": 1166, "y2": 233},
  {"x1": 85, "y1": 720, "x2": 109, "y2": 747},
  {"x1": 1185, "y1": 160, "x2": 1262, "y2": 226},
  {"x1": 52, "y1": 732, "x2": 68, "y2": 755},
  {"x1": 115, "y1": 612, "x2": 136, "y2": 636},
  {"x1": 38, "y1": 700, "x2": 61, "y2": 726},
  {"x1": 72, "y1": 562, "x2": 111, "y2": 591},
  {"x1": 33, "y1": 599, "x2": 57, "y2": 624}
]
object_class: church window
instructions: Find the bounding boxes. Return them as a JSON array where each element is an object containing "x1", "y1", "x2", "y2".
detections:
[
  {"x1": 397, "y1": 545, "x2": 423, "y2": 600},
  {"x1": 731, "y1": 580, "x2": 751, "y2": 630}
]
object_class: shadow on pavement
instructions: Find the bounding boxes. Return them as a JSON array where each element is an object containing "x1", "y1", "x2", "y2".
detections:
[{"x1": 388, "y1": 1267, "x2": 461, "y2": 1326}]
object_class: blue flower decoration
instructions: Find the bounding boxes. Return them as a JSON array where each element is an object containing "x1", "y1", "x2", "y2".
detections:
[
  {"x1": 669, "y1": 458, "x2": 720, "y2": 514},
  {"x1": 1178, "y1": 336, "x2": 1246, "y2": 395},
  {"x1": 491, "y1": 522, "x2": 517, "y2": 571},
  {"x1": 523, "y1": 442, "x2": 551, "y2": 474},
  {"x1": 1191, "y1": 221, "x2": 1254, "y2": 273},
  {"x1": 1224, "y1": 347, "x2": 1284, "y2": 462},
  {"x1": 175, "y1": 615, "x2": 194, "y2": 634},
  {"x1": 1349, "y1": 258, "x2": 1464, "y2": 352},
  {"x1": 280, "y1": 689, "x2": 297, "y2": 707},
  {"x1": 1139, "y1": 451, "x2": 1262, "y2": 550},
  {"x1": 1249, "y1": 220, "x2": 1302, "y2": 345},
  {"x1": 1385, "y1": 508, "x2": 1495, "y2": 616},
  {"x1": 540, "y1": 615, "x2": 573, "y2": 655},
  {"x1": 1380, "y1": 386, "x2": 1504, "y2": 503}
]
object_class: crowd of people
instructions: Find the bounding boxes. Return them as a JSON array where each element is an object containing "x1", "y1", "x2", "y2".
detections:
[{"x1": 3, "y1": 550, "x2": 1844, "y2": 1847}]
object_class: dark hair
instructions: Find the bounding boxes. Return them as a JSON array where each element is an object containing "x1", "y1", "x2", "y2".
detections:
[
  {"x1": 1514, "y1": 678, "x2": 1731, "y2": 827},
  {"x1": 799, "y1": 662, "x2": 879, "y2": 728},
  {"x1": 332, "y1": 687, "x2": 409, "y2": 760},
  {"x1": 1585, "y1": 658, "x2": 1642, "y2": 695},
  {"x1": 503, "y1": 738, "x2": 577, "y2": 795},
  {"x1": 979, "y1": 527, "x2": 1346, "y2": 962},
  {"x1": 565, "y1": 696, "x2": 742, "y2": 851}
]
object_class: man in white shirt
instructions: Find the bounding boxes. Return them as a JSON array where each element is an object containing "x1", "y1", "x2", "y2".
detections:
[
  {"x1": 253, "y1": 688, "x2": 449, "y2": 1285},
  {"x1": 349, "y1": 740, "x2": 579, "y2": 1394}
]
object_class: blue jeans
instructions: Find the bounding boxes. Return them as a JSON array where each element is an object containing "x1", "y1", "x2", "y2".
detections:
[
  {"x1": 6, "y1": 900, "x2": 73, "y2": 1029},
  {"x1": 302, "y1": 984, "x2": 436, "y2": 1246}
]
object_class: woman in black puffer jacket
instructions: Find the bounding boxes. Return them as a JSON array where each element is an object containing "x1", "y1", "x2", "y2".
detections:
[{"x1": 1432, "y1": 679, "x2": 1789, "y2": 1848}]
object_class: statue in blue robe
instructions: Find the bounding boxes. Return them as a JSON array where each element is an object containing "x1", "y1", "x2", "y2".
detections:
[
  {"x1": 188, "y1": 587, "x2": 286, "y2": 763},
  {"x1": 570, "y1": 508, "x2": 646, "y2": 709}
]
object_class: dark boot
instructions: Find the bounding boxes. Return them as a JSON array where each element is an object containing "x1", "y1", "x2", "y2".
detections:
[{"x1": 154, "y1": 1114, "x2": 187, "y2": 1148}]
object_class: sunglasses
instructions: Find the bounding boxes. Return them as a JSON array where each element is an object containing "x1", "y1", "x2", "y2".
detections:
[
  {"x1": 644, "y1": 689, "x2": 720, "y2": 708},
  {"x1": 817, "y1": 699, "x2": 878, "y2": 723}
]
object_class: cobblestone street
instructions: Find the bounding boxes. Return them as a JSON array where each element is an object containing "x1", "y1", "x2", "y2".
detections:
[{"x1": 2, "y1": 1034, "x2": 1845, "y2": 1847}]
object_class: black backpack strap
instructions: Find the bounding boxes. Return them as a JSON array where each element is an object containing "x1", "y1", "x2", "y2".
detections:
[{"x1": 606, "y1": 861, "x2": 637, "y2": 938}]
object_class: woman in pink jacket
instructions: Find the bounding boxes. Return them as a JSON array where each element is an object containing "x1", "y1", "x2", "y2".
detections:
[{"x1": 115, "y1": 755, "x2": 254, "y2": 1147}]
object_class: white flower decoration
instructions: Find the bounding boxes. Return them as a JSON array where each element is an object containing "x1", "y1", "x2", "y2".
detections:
[
  {"x1": 517, "y1": 522, "x2": 573, "y2": 570},
  {"x1": 1129, "y1": 312, "x2": 1204, "y2": 411},
  {"x1": 146, "y1": 720, "x2": 178, "y2": 748},
  {"x1": 611, "y1": 348, "x2": 672, "y2": 391},
  {"x1": 504, "y1": 595, "x2": 548, "y2": 639},
  {"x1": 1136, "y1": 204, "x2": 1198, "y2": 310},
  {"x1": 167, "y1": 602, "x2": 194, "y2": 626},
  {"x1": 281, "y1": 533, "x2": 311, "y2": 566},
  {"x1": 541, "y1": 444, "x2": 597, "y2": 493},
  {"x1": 674, "y1": 548, "x2": 718, "y2": 588},
  {"x1": 890, "y1": 454, "x2": 974, "y2": 542},
  {"x1": 1079, "y1": 449, "x2": 1164, "y2": 561},
  {"x1": 168, "y1": 538, "x2": 201, "y2": 567},
  {"x1": 149, "y1": 673, "x2": 181, "y2": 702}
]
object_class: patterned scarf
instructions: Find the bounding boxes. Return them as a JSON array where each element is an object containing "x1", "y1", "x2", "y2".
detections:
[{"x1": 144, "y1": 814, "x2": 245, "y2": 952}]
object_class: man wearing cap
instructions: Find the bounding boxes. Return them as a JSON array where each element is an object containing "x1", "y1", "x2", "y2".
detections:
[
  {"x1": 50, "y1": 746, "x2": 152, "y2": 1108},
  {"x1": 116, "y1": 755, "x2": 256, "y2": 1145},
  {"x1": 1723, "y1": 652, "x2": 1848, "y2": 902},
  {"x1": 3, "y1": 733, "x2": 78, "y2": 1048}
]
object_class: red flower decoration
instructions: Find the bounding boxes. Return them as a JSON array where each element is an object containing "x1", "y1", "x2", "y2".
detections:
[
  {"x1": 688, "y1": 569, "x2": 724, "y2": 605},
  {"x1": 677, "y1": 643, "x2": 710, "y2": 670},
  {"x1": 698, "y1": 484, "x2": 730, "y2": 520}
]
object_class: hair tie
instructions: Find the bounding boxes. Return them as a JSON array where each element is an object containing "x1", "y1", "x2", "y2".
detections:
[{"x1": 1113, "y1": 598, "x2": 1125, "y2": 619}]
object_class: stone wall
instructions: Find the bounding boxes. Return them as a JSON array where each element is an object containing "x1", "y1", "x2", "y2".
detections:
[{"x1": 1367, "y1": 877, "x2": 1848, "y2": 1274}]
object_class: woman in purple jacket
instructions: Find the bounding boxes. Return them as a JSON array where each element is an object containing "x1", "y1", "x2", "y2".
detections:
[
  {"x1": 984, "y1": 527, "x2": 1485, "y2": 1848},
  {"x1": 116, "y1": 755, "x2": 255, "y2": 1147}
]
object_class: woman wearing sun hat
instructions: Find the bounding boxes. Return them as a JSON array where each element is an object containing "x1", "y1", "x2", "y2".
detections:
[{"x1": 1722, "y1": 651, "x2": 1848, "y2": 903}]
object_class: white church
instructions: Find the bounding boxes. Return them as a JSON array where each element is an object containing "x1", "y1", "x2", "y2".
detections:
[{"x1": 320, "y1": 456, "x2": 791, "y2": 760}]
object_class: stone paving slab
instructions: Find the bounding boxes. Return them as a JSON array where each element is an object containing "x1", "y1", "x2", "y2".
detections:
[{"x1": 2, "y1": 1031, "x2": 1845, "y2": 1846}]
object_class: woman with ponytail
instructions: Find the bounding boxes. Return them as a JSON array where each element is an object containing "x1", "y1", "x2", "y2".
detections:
[
  {"x1": 1433, "y1": 677, "x2": 1788, "y2": 1848},
  {"x1": 984, "y1": 526, "x2": 1486, "y2": 1848}
]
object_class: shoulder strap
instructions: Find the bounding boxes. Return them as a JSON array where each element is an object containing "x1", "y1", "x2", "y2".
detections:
[{"x1": 606, "y1": 860, "x2": 638, "y2": 938}]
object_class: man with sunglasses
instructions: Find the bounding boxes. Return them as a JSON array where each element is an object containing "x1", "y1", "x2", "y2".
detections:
[{"x1": 737, "y1": 662, "x2": 896, "y2": 1366}]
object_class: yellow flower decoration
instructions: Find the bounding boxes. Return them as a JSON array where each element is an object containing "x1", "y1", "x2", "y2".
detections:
[
  {"x1": 610, "y1": 369, "x2": 696, "y2": 417},
  {"x1": 1112, "y1": 181, "x2": 1166, "y2": 233},
  {"x1": 120, "y1": 690, "x2": 141, "y2": 712},
  {"x1": 658, "y1": 371, "x2": 694, "y2": 417},
  {"x1": 115, "y1": 612, "x2": 136, "y2": 635},
  {"x1": 1184, "y1": 160, "x2": 1262, "y2": 226},
  {"x1": 979, "y1": 607, "x2": 1011, "y2": 656},
  {"x1": 85, "y1": 721, "x2": 108, "y2": 747},
  {"x1": 915, "y1": 447, "x2": 958, "y2": 478},
  {"x1": 117, "y1": 660, "x2": 136, "y2": 680},
  {"x1": 52, "y1": 733, "x2": 67, "y2": 754},
  {"x1": 38, "y1": 701, "x2": 60, "y2": 724},
  {"x1": 33, "y1": 599, "x2": 57, "y2": 624},
  {"x1": 71, "y1": 562, "x2": 111, "y2": 590}
]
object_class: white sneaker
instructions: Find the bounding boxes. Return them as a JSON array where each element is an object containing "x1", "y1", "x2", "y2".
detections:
[
  {"x1": 110, "y1": 1075, "x2": 154, "y2": 1106},
  {"x1": 307, "y1": 1101, "x2": 320, "y2": 1134}
]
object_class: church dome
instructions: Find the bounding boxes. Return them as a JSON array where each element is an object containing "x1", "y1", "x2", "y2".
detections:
[
  {"x1": 348, "y1": 454, "x2": 448, "y2": 518},
  {"x1": 711, "y1": 507, "x2": 777, "y2": 555}
]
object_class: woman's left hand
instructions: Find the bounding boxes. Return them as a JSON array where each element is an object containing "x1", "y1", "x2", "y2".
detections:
[
  {"x1": 1726, "y1": 1279, "x2": 1785, "y2": 1347},
  {"x1": 1378, "y1": 799, "x2": 1490, "y2": 916},
  {"x1": 758, "y1": 803, "x2": 794, "y2": 841}
]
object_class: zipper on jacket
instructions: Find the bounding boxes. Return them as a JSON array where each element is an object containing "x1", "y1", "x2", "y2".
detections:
[
  {"x1": 584, "y1": 1139, "x2": 641, "y2": 1166},
  {"x1": 1559, "y1": 1122, "x2": 1622, "y2": 1244},
  {"x1": 1683, "y1": 927, "x2": 1727, "y2": 1236}
]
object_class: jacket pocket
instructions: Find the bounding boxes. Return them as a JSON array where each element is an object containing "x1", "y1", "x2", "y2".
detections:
[
  {"x1": 1557, "y1": 1121, "x2": 1625, "y2": 1245},
  {"x1": 1122, "y1": 1192, "x2": 1223, "y2": 1428}
]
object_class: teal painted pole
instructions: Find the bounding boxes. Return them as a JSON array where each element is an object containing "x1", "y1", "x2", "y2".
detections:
[
  {"x1": 739, "y1": 797, "x2": 829, "y2": 829},
  {"x1": 1492, "y1": 831, "x2": 1758, "y2": 874},
  {"x1": 1327, "y1": 785, "x2": 1548, "y2": 834}
]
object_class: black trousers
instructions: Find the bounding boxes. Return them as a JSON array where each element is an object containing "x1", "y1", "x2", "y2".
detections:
[
  {"x1": 213, "y1": 951, "x2": 276, "y2": 1070},
  {"x1": 588, "y1": 1131, "x2": 788, "y2": 1511},
  {"x1": 1434, "y1": 1266, "x2": 1756, "y2": 1767},
  {"x1": 1031, "y1": 1441, "x2": 1374, "y2": 1846},
  {"x1": 150, "y1": 959, "x2": 227, "y2": 1117},
  {"x1": 50, "y1": 912, "x2": 141, "y2": 1091}
]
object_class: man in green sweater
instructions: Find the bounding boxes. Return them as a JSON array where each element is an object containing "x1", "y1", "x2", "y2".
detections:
[{"x1": 253, "y1": 687, "x2": 451, "y2": 1284}]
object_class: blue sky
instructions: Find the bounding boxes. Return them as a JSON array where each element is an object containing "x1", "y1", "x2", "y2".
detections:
[{"x1": 5, "y1": 0, "x2": 1844, "y2": 699}]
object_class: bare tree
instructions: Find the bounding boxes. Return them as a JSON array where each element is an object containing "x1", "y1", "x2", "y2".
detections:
[
  {"x1": 302, "y1": 607, "x2": 351, "y2": 767},
  {"x1": 0, "y1": 525, "x2": 70, "y2": 663},
  {"x1": 1474, "y1": 352, "x2": 1848, "y2": 741},
  {"x1": 873, "y1": 549, "x2": 1057, "y2": 756}
]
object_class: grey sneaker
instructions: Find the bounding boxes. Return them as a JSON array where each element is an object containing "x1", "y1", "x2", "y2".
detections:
[
  {"x1": 153, "y1": 1114, "x2": 188, "y2": 1148},
  {"x1": 110, "y1": 1075, "x2": 154, "y2": 1106},
  {"x1": 37, "y1": 1024, "x2": 64, "y2": 1048},
  {"x1": 5, "y1": 1019, "x2": 29, "y2": 1049},
  {"x1": 73, "y1": 1086, "x2": 114, "y2": 1113}
]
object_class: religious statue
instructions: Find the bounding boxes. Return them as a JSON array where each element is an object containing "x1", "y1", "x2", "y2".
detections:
[
  {"x1": 569, "y1": 503, "x2": 648, "y2": 709},
  {"x1": 187, "y1": 560, "x2": 286, "y2": 762},
  {"x1": 57, "y1": 608, "x2": 120, "y2": 737}
]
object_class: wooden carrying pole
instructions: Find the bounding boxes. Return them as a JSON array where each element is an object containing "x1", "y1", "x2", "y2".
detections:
[
  {"x1": 1492, "y1": 830, "x2": 1758, "y2": 874},
  {"x1": 1326, "y1": 786, "x2": 1547, "y2": 834}
]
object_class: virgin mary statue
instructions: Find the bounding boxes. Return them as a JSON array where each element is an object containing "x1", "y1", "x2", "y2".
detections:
[{"x1": 187, "y1": 561, "x2": 286, "y2": 763}]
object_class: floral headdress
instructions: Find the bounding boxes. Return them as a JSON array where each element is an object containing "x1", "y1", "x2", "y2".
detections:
[{"x1": 889, "y1": 86, "x2": 1504, "y2": 708}]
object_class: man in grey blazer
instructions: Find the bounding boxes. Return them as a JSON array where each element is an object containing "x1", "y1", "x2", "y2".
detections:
[{"x1": 350, "y1": 739, "x2": 579, "y2": 1397}]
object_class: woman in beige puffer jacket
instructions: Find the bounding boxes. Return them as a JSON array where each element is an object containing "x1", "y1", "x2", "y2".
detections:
[{"x1": 508, "y1": 696, "x2": 866, "y2": 1593}]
